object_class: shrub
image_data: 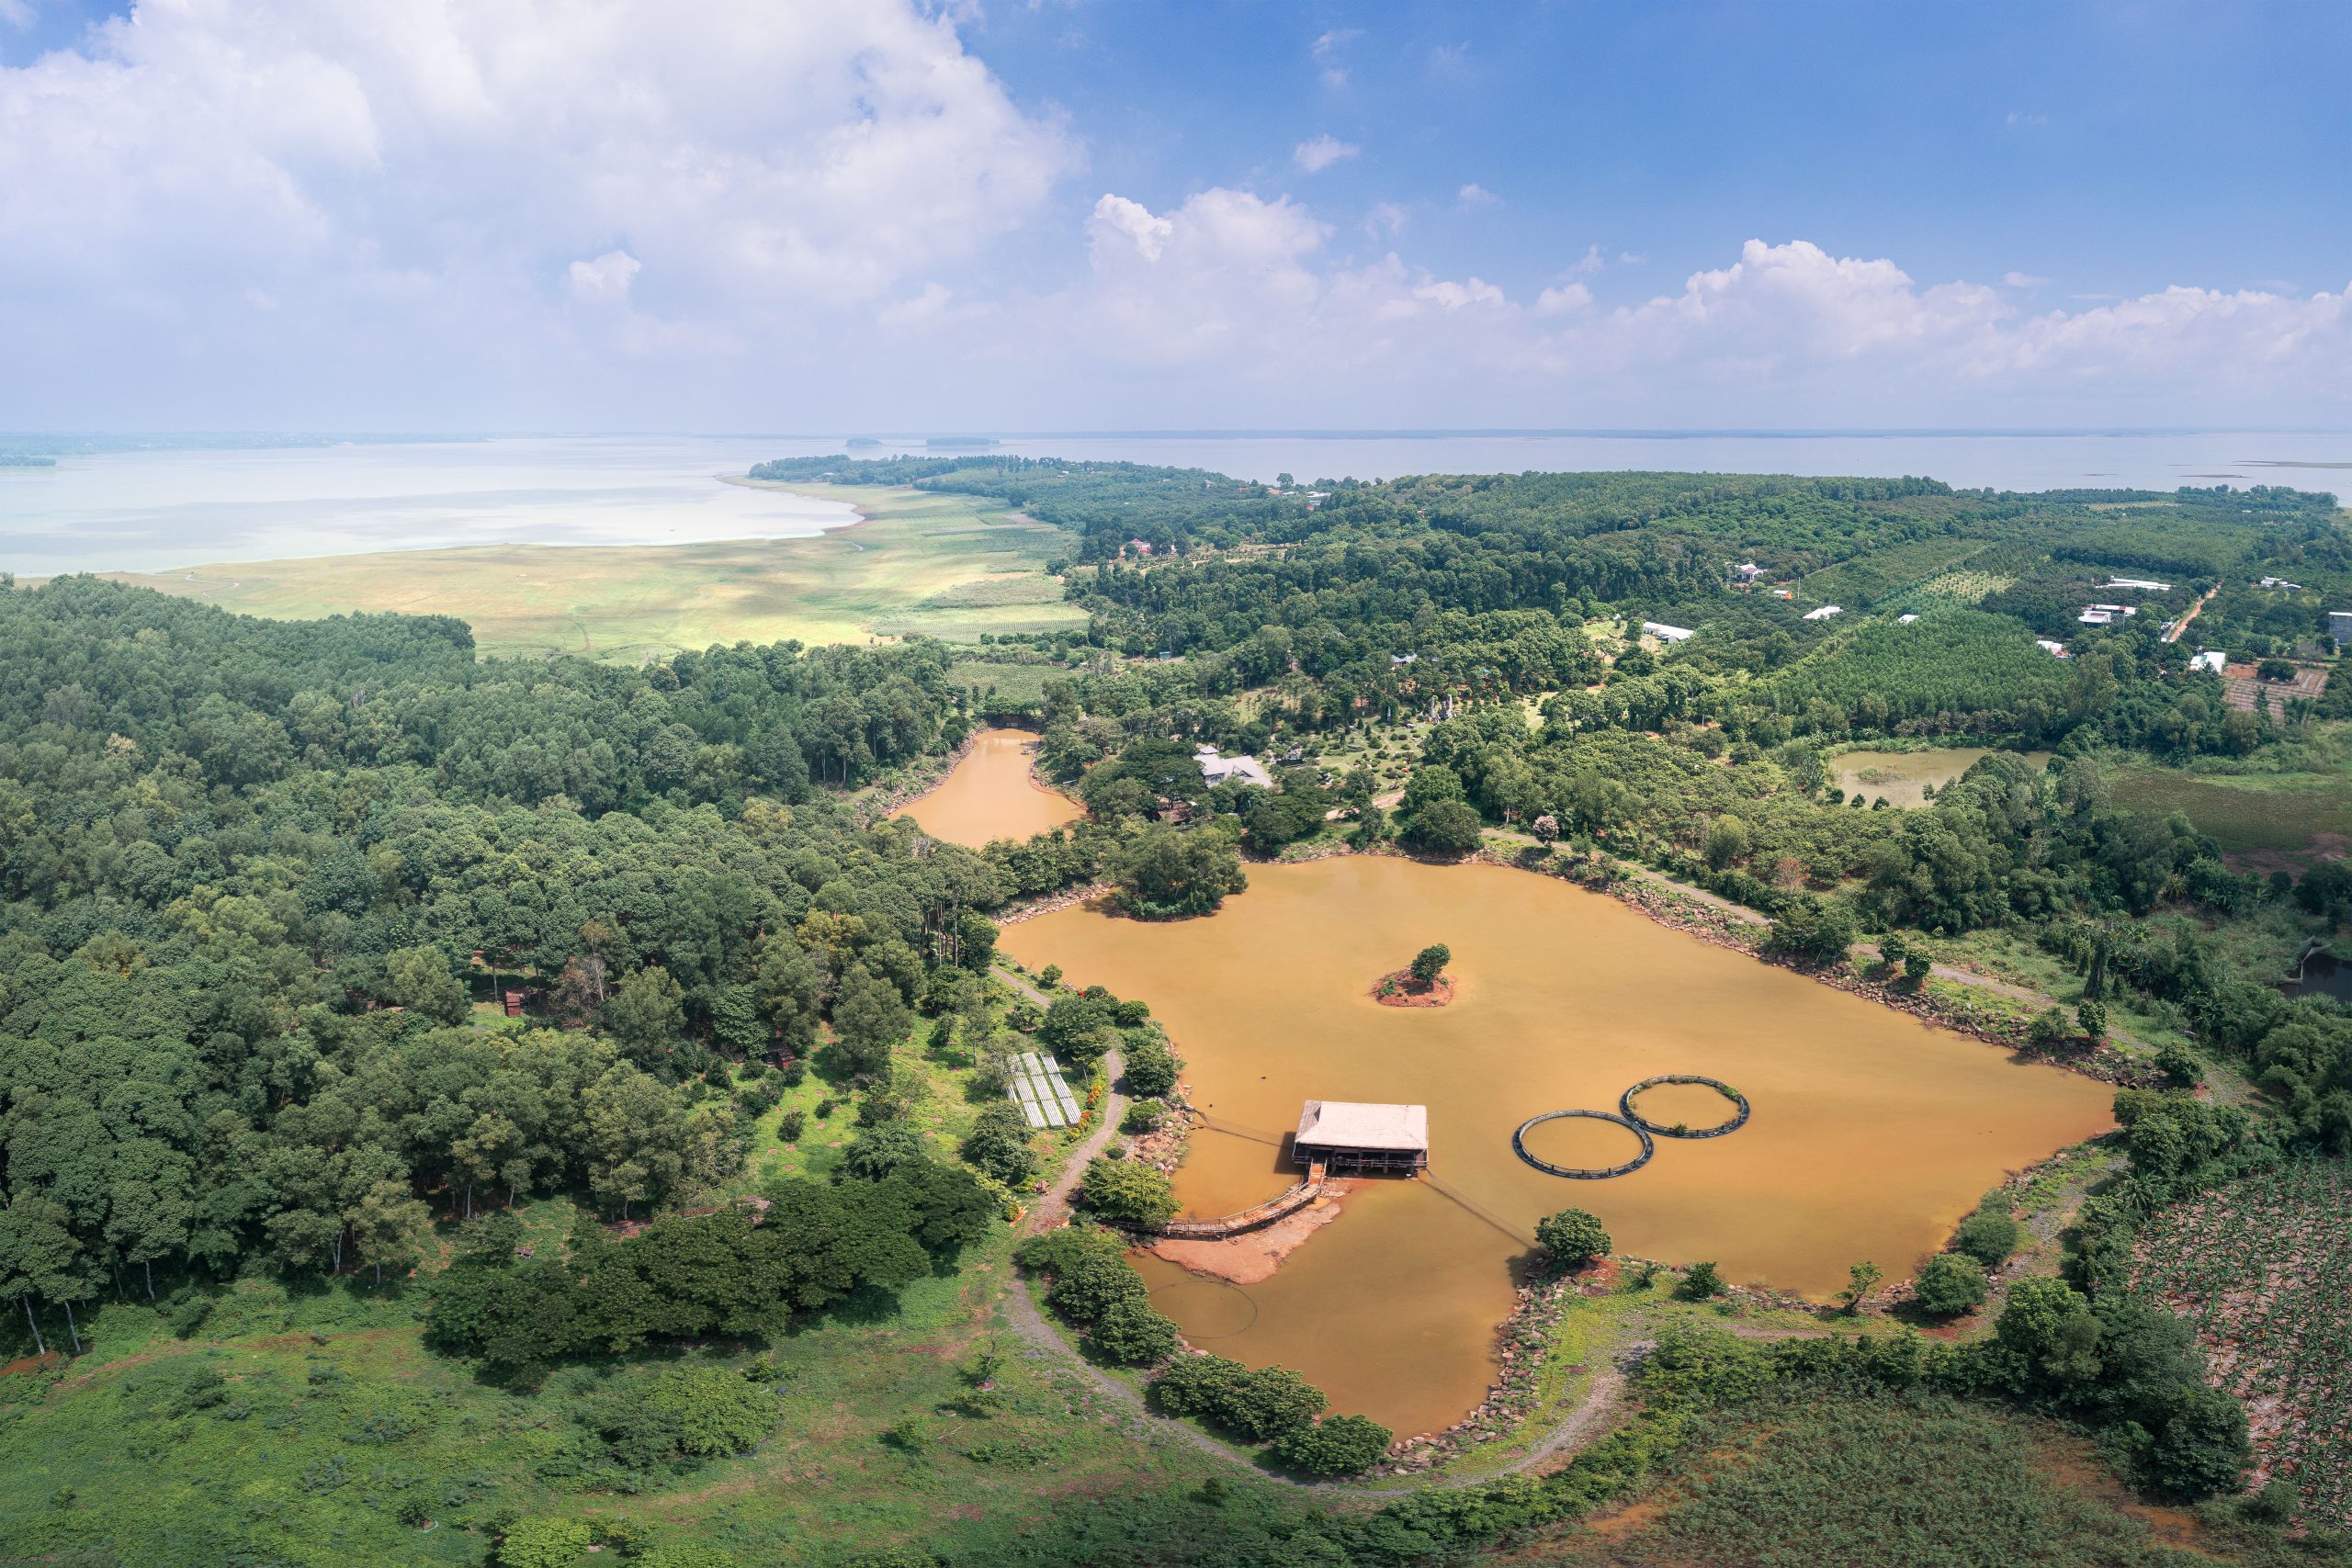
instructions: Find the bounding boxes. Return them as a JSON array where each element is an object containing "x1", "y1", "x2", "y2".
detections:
[
  {"x1": 575, "y1": 1365, "x2": 779, "y2": 1472},
  {"x1": 1402, "y1": 799, "x2": 1485, "y2": 857},
  {"x1": 1914, "y1": 1252, "x2": 1988, "y2": 1317},
  {"x1": 1534, "y1": 1207, "x2": 1611, "y2": 1268},
  {"x1": 1954, "y1": 1201, "x2": 2020, "y2": 1267},
  {"x1": 1768, "y1": 897, "x2": 1854, "y2": 965},
  {"x1": 1085, "y1": 1298, "x2": 1182, "y2": 1365},
  {"x1": 1151, "y1": 1355, "x2": 1328, "y2": 1440},
  {"x1": 1409, "y1": 943, "x2": 1451, "y2": 984},
  {"x1": 777, "y1": 1109, "x2": 807, "y2": 1144},
  {"x1": 1076, "y1": 1156, "x2": 1179, "y2": 1226},
  {"x1": 959, "y1": 1100, "x2": 1037, "y2": 1187},
  {"x1": 1019, "y1": 1227, "x2": 1148, "y2": 1321},
  {"x1": 1124, "y1": 1037, "x2": 1180, "y2": 1099},
  {"x1": 1679, "y1": 1261, "x2": 1726, "y2": 1300},
  {"x1": 498, "y1": 1517, "x2": 594, "y2": 1568},
  {"x1": 1272, "y1": 1413, "x2": 1395, "y2": 1474}
]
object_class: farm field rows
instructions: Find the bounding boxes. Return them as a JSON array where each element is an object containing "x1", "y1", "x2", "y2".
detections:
[{"x1": 2128, "y1": 1158, "x2": 2352, "y2": 1525}]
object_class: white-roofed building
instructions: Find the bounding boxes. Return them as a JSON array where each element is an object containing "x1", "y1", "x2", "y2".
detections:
[
  {"x1": 1641, "y1": 620, "x2": 1696, "y2": 642},
  {"x1": 1802, "y1": 604, "x2": 1842, "y2": 621},
  {"x1": 1293, "y1": 1100, "x2": 1430, "y2": 1173},
  {"x1": 2189, "y1": 650, "x2": 2228, "y2": 673},
  {"x1": 1195, "y1": 745, "x2": 1272, "y2": 789}
]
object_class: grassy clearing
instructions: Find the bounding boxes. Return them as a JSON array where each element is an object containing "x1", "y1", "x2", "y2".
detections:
[
  {"x1": 0, "y1": 1224, "x2": 1231, "y2": 1568},
  {"x1": 89, "y1": 481, "x2": 1085, "y2": 662},
  {"x1": 947, "y1": 659, "x2": 1064, "y2": 711},
  {"x1": 0, "y1": 985, "x2": 1204, "y2": 1566},
  {"x1": 1515, "y1": 1391, "x2": 2246, "y2": 1566},
  {"x1": 2110, "y1": 761, "x2": 2352, "y2": 858}
]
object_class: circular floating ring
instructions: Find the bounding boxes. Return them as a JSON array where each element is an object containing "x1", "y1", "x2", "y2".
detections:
[
  {"x1": 1619, "y1": 1075, "x2": 1751, "y2": 1139},
  {"x1": 1511, "y1": 1109, "x2": 1655, "y2": 1179}
]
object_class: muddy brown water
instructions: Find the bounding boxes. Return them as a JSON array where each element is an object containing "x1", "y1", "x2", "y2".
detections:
[
  {"x1": 1000, "y1": 856, "x2": 2114, "y2": 1437},
  {"x1": 1831, "y1": 747, "x2": 2052, "y2": 808},
  {"x1": 893, "y1": 728, "x2": 1082, "y2": 848}
]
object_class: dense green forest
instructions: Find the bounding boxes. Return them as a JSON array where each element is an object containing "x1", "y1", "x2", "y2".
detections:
[{"x1": 5, "y1": 456, "x2": 2351, "y2": 1565}]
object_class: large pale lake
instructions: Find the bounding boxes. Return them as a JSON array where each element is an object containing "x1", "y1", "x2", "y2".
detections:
[
  {"x1": 6, "y1": 430, "x2": 2344, "y2": 577},
  {"x1": 999, "y1": 856, "x2": 2115, "y2": 1436}
]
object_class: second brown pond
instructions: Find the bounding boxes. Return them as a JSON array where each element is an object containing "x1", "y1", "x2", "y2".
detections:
[
  {"x1": 999, "y1": 856, "x2": 2114, "y2": 1437},
  {"x1": 893, "y1": 728, "x2": 1082, "y2": 848}
]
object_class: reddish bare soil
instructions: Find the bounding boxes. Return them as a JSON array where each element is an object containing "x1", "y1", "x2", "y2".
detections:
[{"x1": 1374, "y1": 971, "x2": 1456, "y2": 1008}]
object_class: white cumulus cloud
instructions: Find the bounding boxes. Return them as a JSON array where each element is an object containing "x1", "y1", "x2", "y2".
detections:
[
  {"x1": 1294, "y1": 134, "x2": 1360, "y2": 173},
  {"x1": 0, "y1": 0, "x2": 1078, "y2": 424},
  {"x1": 568, "y1": 251, "x2": 641, "y2": 304}
]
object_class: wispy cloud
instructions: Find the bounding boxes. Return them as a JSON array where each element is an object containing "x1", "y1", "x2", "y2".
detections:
[
  {"x1": 2006, "y1": 110, "x2": 2049, "y2": 129},
  {"x1": 1456, "y1": 183, "x2": 1498, "y2": 209},
  {"x1": 1364, "y1": 200, "x2": 1408, "y2": 238},
  {"x1": 2002, "y1": 271, "x2": 2051, "y2": 288},
  {"x1": 1294, "y1": 134, "x2": 1359, "y2": 174},
  {"x1": 1311, "y1": 27, "x2": 1358, "y2": 88}
]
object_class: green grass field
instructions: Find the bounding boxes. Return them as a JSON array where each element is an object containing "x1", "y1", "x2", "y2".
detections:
[
  {"x1": 2110, "y1": 761, "x2": 2352, "y2": 858},
  {"x1": 0, "y1": 998, "x2": 1220, "y2": 1568},
  {"x1": 1521, "y1": 1391, "x2": 2266, "y2": 1566},
  {"x1": 945, "y1": 659, "x2": 1064, "y2": 711},
  {"x1": 88, "y1": 481, "x2": 1085, "y2": 663}
]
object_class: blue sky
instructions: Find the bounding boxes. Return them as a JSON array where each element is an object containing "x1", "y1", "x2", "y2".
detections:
[{"x1": 1, "y1": 0, "x2": 2346, "y2": 431}]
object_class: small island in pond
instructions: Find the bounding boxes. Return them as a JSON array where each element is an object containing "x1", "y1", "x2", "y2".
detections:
[{"x1": 1375, "y1": 942, "x2": 1456, "y2": 1007}]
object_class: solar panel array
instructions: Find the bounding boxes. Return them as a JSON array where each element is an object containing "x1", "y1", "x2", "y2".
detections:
[{"x1": 1008, "y1": 1051, "x2": 1082, "y2": 1129}]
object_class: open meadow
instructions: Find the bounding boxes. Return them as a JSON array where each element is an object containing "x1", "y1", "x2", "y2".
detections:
[{"x1": 86, "y1": 480, "x2": 1083, "y2": 662}]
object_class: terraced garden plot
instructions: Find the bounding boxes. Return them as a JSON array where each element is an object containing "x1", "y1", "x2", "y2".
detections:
[{"x1": 2127, "y1": 1158, "x2": 2352, "y2": 1525}]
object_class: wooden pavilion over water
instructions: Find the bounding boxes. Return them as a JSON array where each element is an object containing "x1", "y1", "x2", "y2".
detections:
[{"x1": 1293, "y1": 1100, "x2": 1430, "y2": 1174}]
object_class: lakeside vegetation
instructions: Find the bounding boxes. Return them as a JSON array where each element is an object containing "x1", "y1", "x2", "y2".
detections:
[
  {"x1": 4, "y1": 454, "x2": 2351, "y2": 1563},
  {"x1": 80, "y1": 480, "x2": 1084, "y2": 661}
]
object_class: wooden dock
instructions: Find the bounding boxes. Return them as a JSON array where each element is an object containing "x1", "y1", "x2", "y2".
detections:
[{"x1": 1151, "y1": 1170, "x2": 1328, "y2": 1239}]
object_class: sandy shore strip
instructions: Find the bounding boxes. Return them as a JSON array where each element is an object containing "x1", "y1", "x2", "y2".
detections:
[{"x1": 1145, "y1": 1179, "x2": 1360, "y2": 1286}]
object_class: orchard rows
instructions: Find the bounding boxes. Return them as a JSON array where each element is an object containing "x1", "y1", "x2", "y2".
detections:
[{"x1": 2128, "y1": 1157, "x2": 2352, "y2": 1525}]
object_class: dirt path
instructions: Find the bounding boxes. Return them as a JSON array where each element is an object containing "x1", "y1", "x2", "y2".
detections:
[
  {"x1": 992, "y1": 964, "x2": 1126, "y2": 1227},
  {"x1": 2163, "y1": 581, "x2": 2221, "y2": 645}
]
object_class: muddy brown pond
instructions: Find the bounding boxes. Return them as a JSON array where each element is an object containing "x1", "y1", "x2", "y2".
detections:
[
  {"x1": 1000, "y1": 856, "x2": 2114, "y2": 1437},
  {"x1": 1831, "y1": 746, "x2": 2053, "y2": 808},
  {"x1": 894, "y1": 728, "x2": 1082, "y2": 848}
]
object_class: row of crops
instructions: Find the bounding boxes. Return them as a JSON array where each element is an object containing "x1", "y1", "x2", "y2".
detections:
[{"x1": 2127, "y1": 1157, "x2": 2352, "y2": 1526}]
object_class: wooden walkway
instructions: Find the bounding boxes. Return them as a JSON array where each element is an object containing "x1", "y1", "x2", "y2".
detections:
[{"x1": 1151, "y1": 1162, "x2": 1328, "y2": 1239}]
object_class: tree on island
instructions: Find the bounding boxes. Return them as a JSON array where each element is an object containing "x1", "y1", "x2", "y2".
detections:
[
  {"x1": 1534, "y1": 1207, "x2": 1611, "y2": 1269},
  {"x1": 1409, "y1": 943, "x2": 1452, "y2": 987}
]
